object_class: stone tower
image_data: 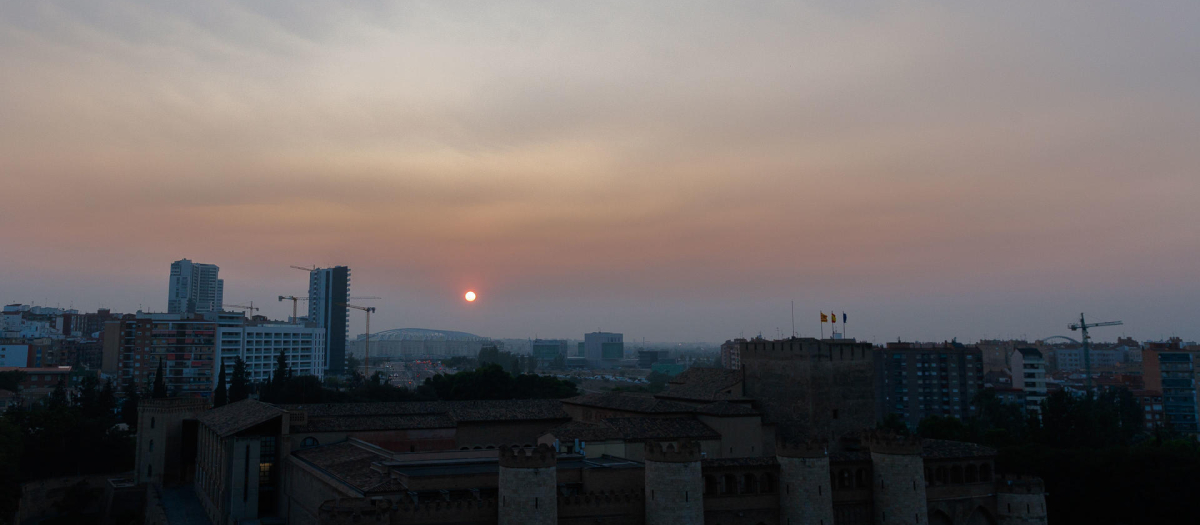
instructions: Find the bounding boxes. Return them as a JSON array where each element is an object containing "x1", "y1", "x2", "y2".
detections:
[
  {"x1": 498, "y1": 444, "x2": 557, "y2": 525},
  {"x1": 866, "y1": 431, "x2": 928, "y2": 525},
  {"x1": 643, "y1": 440, "x2": 704, "y2": 525},
  {"x1": 776, "y1": 438, "x2": 834, "y2": 525},
  {"x1": 995, "y1": 475, "x2": 1049, "y2": 525},
  {"x1": 135, "y1": 397, "x2": 208, "y2": 487}
]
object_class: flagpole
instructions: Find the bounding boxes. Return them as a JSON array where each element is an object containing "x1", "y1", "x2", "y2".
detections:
[
  {"x1": 791, "y1": 301, "x2": 795, "y2": 338},
  {"x1": 820, "y1": 312, "x2": 824, "y2": 339}
]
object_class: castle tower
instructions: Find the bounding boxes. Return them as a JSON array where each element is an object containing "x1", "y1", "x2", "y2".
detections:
[
  {"x1": 498, "y1": 444, "x2": 557, "y2": 525},
  {"x1": 866, "y1": 431, "x2": 928, "y2": 525},
  {"x1": 643, "y1": 440, "x2": 704, "y2": 525},
  {"x1": 995, "y1": 475, "x2": 1048, "y2": 525},
  {"x1": 135, "y1": 398, "x2": 208, "y2": 487},
  {"x1": 776, "y1": 438, "x2": 834, "y2": 525}
]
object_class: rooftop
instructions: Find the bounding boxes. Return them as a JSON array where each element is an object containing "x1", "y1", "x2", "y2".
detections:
[
  {"x1": 657, "y1": 367, "x2": 744, "y2": 402},
  {"x1": 544, "y1": 417, "x2": 720, "y2": 442},
  {"x1": 196, "y1": 399, "x2": 286, "y2": 437},
  {"x1": 562, "y1": 393, "x2": 698, "y2": 414}
]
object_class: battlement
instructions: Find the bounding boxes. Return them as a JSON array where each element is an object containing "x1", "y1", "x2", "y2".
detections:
[
  {"x1": 498, "y1": 444, "x2": 557, "y2": 468},
  {"x1": 863, "y1": 431, "x2": 922, "y2": 455},
  {"x1": 776, "y1": 437, "x2": 829, "y2": 458},
  {"x1": 739, "y1": 338, "x2": 873, "y2": 362},
  {"x1": 318, "y1": 498, "x2": 391, "y2": 525},
  {"x1": 139, "y1": 398, "x2": 208, "y2": 413},
  {"x1": 644, "y1": 440, "x2": 702, "y2": 463},
  {"x1": 996, "y1": 474, "x2": 1045, "y2": 494}
]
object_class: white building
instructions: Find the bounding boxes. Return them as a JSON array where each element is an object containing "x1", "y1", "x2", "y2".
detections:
[
  {"x1": 1011, "y1": 347, "x2": 1048, "y2": 414},
  {"x1": 216, "y1": 324, "x2": 326, "y2": 383},
  {"x1": 168, "y1": 259, "x2": 224, "y2": 315},
  {"x1": 0, "y1": 345, "x2": 29, "y2": 367},
  {"x1": 584, "y1": 332, "x2": 624, "y2": 364}
]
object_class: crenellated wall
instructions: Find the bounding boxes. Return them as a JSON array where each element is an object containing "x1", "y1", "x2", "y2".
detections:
[
  {"x1": 558, "y1": 490, "x2": 644, "y2": 525},
  {"x1": 777, "y1": 438, "x2": 834, "y2": 525},
  {"x1": 995, "y1": 475, "x2": 1048, "y2": 525}
]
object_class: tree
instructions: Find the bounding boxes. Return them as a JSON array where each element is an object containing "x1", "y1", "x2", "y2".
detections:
[
  {"x1": 273, "y1": 350, "x2": 291, "y2": 384},
  {"x1": 0, "y1": 370, "x2": 27, "y2": 393},
  {"x1": 121, "y1": 380, "x2": 140, "y2": 429},
  {"x1": 345, "y1": 353, "x2": 361, "y2": 375},
  {"x1": 550, "y1": 353, "x2": 566, "y2": 370},
  {"x1": 525, "y1": 355, "x2": 537, "y2": 374},
  {"x1": 99, "y1": 379, "x2": 117, "y2": 416},
  {"x1": 229, "y1": 358, "x2": 250, "y2": 402},
  {"x1": 152, "y1": 359, "x2": 167, "y2": 399},
  {"x1": 48, "y1": 379, "x2": 69, "y2": 408},
  {"x1": 213, "y1": 364, "x2": 228, "y2": 408}
]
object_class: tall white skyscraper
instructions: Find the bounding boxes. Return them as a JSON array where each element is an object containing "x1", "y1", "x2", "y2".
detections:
[
  {"x1": 308, "y1": 266, "x2": 350, "y2": 374},
  {"x1": 168, "y1": 259, "x2": 224, "y2": 314}
]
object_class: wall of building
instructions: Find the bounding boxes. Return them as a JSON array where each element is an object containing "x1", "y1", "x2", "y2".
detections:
[
  {"x1": 697, "y1": 414, "x2": 764, "y2": 458},
  {"x1": 870, "y1": 450, "x2": 928, "y2": 525},
  {"x1": 740, "y1": 339, "x2": 876, "y2": 443}
]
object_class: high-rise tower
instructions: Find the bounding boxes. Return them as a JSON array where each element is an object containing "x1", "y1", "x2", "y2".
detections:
[
  {"x1": 308, "y1": 266, "x2": 350, "y2": 374},
  {"x1": 167, "y1": 259, "x2": 223, "y2": 314}
]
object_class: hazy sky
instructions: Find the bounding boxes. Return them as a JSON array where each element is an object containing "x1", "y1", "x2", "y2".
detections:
[{"x1": 1, "y1": 1, "x2": 1197, "y2": 343}]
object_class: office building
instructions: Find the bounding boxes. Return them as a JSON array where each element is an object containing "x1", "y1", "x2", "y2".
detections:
[
  {"x1": 584, "y1": 332, "x2": 623, "y2": 364},
  {"x1": 530, "y1": 339, "x2": 568, "y2": 368},
  {"x1": 720, "y1": 338, "x2": 745, "y2": 369},
  {"x1": 1011, "y1": 348, "x2": 1048, "y2": 415},
  {"x1": 308, "y1": 266, "x2": 350, "y2": 374},
  {"x1": 216, "y1": 322, "x2": 327, "y2": 383},
  {"x1": 874, "y1": 342, "x2": 986, "y2": 428},
  {"x1": 167, "y1": 259, "x2": 224, "y2": 315},
  {"x1": 1142, "y1": 342, "x2": 1199, "y2": 434}
]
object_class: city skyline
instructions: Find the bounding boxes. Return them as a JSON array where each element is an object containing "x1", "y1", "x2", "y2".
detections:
[{"x1": 1, "y1": 2, "x2": 1198, "y2": 342}]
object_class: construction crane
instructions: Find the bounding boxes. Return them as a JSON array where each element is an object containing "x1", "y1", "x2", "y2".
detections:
[
  {"x1": 1068, "y1": 313, "x2": 1123, "y2": 394},
  {"x1": 340, "y1": 303, "x2": 377, "y2": 376},
  {"x1": 279, "y1": 295, "x2": 381, "y2": 323},
  {"x1": 222, "y1": 303, "x2": 260, "y2": 316},
  {"x1": 291, "y1": 265, "x2": 318, "y2": 272}
]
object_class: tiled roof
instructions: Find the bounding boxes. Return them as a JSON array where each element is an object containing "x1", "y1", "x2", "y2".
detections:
[
  {"x1": 298, "y1": 413, "x2": 456, "y2": 432},
  {"x1": 545, "y1": 417, "x2": 720, "y2": 442},
  {"x1": 920, "y1": 439, "x2": 997, "y2": 459},
  {"x1": 657, "y1": 367, "x2": 744, "y2": 401},
  {"x1": 281, "y1": 399, "x2": 569, "y2": 430},
  {"x1": 292, "y1": 441, "x2": 396, "y2": 494},
  {"x1": 694, "y1": 400, "x2": 758, "y2": 416},
  {"x1": 562, "y1": 393, "x2": 698, "y2": 414},
  {"x1": 196, "y1": 399, "x2": 285, "y2": 437}
]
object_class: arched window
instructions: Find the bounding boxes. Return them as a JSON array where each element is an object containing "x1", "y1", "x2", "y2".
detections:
[
  {"x1": 743, "y1": 473, "x2": 758, "y2": 494},
  {"x1": 935, "y1": 466, "x2": 948, "y2": 484},
  {"x1": 979, "y1": 463, "x2": 992, "y2": 482},
  {"x1": 838, "y1": 469, "x2": 853, "y2": 489},
  {"x1": 951, "y1": 465, "x2": 964, "y2": 484},
  {"x1": 722, "y1": 474, "x2": 738, "y2": 495},
  {"x1": 855, "y1": 469, "x2": 867, "y2": 488},
  {"x1": 150, "y1": 417, "x2": 155, "y2": 429},
  {"x1": 761, "y1": 473, "x2": 776, "y2": 493},
  {"x1": 705, "y1": 475, "x2": 720, "y2": 495},
  {"x1": 301, "y1": 437, "x2": 319, "y2": 449},
  {"x1": 965, "y1": 464, "x2": 978, "y2": 483}
]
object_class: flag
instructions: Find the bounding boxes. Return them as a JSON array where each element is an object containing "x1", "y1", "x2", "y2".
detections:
[
  {"x1": 831, "y1": 311, "x2": 836, "y2": 323},
  {"x1": 820, "y1": 312, "x2": 828, "y2": 323},
  {"x1": 843, "y1": 312, "x2": 847, "y2": 324}
]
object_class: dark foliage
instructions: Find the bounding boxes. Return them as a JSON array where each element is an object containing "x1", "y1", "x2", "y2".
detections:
[
  {"x1": 229, "y1": 358, "x2": 250, "y2": 402},
  {"x1": 213, "y1": 365, "x2": 228, "y2": 408},
  {"x1": 0, "y1": 370, "x2": 27, "y2": 393},
  {"x1": 151, "y1": 359, "x2": 166, "y2": 399}
]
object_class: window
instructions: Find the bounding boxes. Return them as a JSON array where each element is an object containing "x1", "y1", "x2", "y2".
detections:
[
  {"x1": 149, "y1": 440, "x2": 154, "y2": 452},
  {"x1": 150, "y1": 417, "x2": 155, "y2": 429},
  {"x1": 301, "y1": 437, "x2": 319, "y2": 448}
]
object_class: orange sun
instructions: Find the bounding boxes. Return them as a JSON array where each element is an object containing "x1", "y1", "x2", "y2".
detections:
[{"x1": 464, "y1": 291, "x2": 476, "y2": 302}]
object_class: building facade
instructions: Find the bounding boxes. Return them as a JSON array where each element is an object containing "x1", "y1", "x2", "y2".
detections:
[
  {"x1": 874, "y1": 342, "x2": 985, "y2": 429},
  {"x1": 107, "y1": 313, "x2": 217, "y2": 398},
  {"x1": 531, "y1": 339, "x2": 569, "y2": 368},
  {"x1": 1142, "y1": 344, "x2": 1199, "y2": 434},
  {"x1": 308, "y1": 266, "x2": 350, "y2": 375},
  {"x1": 584, "y1": 332, "x2": 624, "y2": 364},
  {"x1": 216, "y1": 323, "x2": 327, "y2": 383},
  {"x1": 168, "y1": 259, "x2": 224, "y2": 315},
  {"x1": 1010, "y1": 348, "x2": 1047, "y2": 415}
]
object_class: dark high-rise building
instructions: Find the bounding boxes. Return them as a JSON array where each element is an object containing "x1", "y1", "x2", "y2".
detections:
[
  {"x1": 308, "y1": 266, "x2": 350, "y2": 374},
  {"x1": 874, "y1": 342, "x2": 985, "y2": 429}
]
